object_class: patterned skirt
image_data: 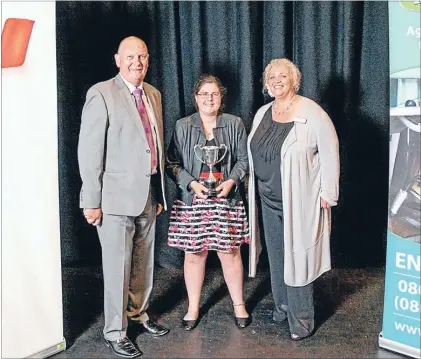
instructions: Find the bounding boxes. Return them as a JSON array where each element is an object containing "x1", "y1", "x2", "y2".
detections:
[{"x1": 167, "y1": 196, "x2": 250, "y2": 253}]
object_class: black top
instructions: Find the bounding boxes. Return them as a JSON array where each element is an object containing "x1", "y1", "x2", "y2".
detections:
[{"x1": 250, "y1": 106, "x2": 294, "y2": 210}]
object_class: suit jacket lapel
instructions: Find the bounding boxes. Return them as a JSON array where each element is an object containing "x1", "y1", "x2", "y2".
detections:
[
  {"x1": 143, "y1": 85, "x2": 163, "y2": 152},
  {"x1": 115, "y1": 74, "x2": 147, "y2": 142},
  {"x1": 143, "y1": 86, "x2": 160, "y2": 136}
]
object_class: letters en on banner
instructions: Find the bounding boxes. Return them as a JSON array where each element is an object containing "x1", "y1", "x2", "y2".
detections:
[{"x1": 381, "y1": 234, "x2": 420, "y2": 351}]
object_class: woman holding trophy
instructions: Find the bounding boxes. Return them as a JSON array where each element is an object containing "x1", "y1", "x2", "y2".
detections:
[{"x1": 167, "y1": 74, "x2": 251, "y2": 331}]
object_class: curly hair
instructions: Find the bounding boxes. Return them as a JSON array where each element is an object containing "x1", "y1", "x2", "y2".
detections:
[
  {"x1": 262, "y1": 58, "x2": 301, "y2": 96},
  {"x1": 193, "y1": 74, "x2": 227, "y2": 115}
]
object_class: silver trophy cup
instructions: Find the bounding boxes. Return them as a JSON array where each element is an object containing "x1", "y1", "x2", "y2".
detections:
[{"x1": 193, "y1": 144, "x2": 228, "y2": 197}]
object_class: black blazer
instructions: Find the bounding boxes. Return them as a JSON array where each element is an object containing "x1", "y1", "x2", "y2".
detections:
[{"x1": 166, "y1": 112, "x2": 249, "y2": 206}]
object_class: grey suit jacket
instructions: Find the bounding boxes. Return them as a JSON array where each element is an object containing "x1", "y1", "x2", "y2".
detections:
[{"x1": 78, "y1": 74, "x2": 167, "y2": 216}]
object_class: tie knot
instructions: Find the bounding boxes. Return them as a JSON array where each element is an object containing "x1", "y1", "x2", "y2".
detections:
[{"x1": 133, "y1": 88, "x2": 142, "y2": 99}]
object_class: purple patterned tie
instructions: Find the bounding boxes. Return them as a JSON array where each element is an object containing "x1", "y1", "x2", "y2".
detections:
[{"x1": 133, "y1": 88, "x2": 157, "y2": 173}]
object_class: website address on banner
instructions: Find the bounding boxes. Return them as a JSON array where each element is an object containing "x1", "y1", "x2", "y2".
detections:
[{"x1": 395, "y1": 321, "x2": 421, "y2": 336}]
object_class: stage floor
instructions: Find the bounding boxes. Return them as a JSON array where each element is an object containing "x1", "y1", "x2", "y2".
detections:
[{"x1": 53, "y1": 264, "x2": 406, "y2": 358}]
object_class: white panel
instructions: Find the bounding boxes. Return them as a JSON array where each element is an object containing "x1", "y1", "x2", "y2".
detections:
[{"x1": 1, "y1": 2, "x2": 65, "y2": 358}]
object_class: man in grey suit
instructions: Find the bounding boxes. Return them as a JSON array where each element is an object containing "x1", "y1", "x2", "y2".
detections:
[{"x1": 78, "y1": 36, "x2": 169, "y2": 358}]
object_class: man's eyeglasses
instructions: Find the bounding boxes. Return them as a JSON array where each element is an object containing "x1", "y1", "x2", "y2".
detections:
[{"x1": 197, "y1": 92, "x2": 221, "y2": 98}]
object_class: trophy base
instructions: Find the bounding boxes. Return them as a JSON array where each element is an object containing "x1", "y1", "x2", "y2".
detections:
[
  {"x1": 200, "y1": 178, "x2": 222, "y2": 198},
  {"x1": 206, "y1": 189, "x2": 221, "y2": 198}
]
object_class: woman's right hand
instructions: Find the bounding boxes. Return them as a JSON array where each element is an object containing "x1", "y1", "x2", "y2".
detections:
[{"x1": 190, "y1": 181, "x2": 209, "y2": 199}]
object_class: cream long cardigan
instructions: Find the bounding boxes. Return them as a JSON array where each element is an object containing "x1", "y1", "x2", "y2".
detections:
[{"x1": 247, "y1": 97, "x2": 340, "y2": 286}]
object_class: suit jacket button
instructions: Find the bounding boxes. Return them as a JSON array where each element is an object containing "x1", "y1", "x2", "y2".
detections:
[{"x1": 146, "y1": 149, "x2": 151, "y2": 153}]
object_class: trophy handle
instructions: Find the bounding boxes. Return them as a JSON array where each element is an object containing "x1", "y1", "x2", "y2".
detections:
[
  {"x1": 193, "y1": 144, "x2": 205, "y2": 164},
  {"x1": 215, "y1": 144, "x2": 228, "y2": 164}
]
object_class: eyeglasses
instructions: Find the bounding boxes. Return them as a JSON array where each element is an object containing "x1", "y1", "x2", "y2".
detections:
[{"x1": 197, "y1": 92, "x2": 221, "y2": 98}]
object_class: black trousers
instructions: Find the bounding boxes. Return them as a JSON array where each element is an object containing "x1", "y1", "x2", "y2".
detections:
[{"x1": 260, "y1": 201, "x2": 314, "y2": 337}]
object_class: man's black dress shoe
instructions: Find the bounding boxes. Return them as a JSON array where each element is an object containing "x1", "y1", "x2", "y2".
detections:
[
  {"x1": 141, "y1": 319, "x2": 169, "y2": 336},
  {"x1": 235, "y1": 315, "x2": 252, "y2": 329},
  {"x1": 290, "y1": 331, "x2": 313, "y2": 341},
  {"x1": 182, "y1": 318, "x2": 199, "y2": 331},
  {"x1": 105, "y1": 337, "x2": 142, "y2": 358}
]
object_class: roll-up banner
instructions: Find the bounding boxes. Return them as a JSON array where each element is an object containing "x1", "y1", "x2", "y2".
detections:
[{"x1": 379, "y1": 2, "x2": 421, "y2": 358}]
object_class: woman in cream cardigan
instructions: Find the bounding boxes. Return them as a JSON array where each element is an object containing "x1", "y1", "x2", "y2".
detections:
[{"x1": 247, "y1": 58, "x2": 340, "y2": 340}]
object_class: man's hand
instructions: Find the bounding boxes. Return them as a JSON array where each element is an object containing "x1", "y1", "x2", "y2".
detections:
[
  {"x1": 190, "y1": 181, "x2": 209, "y2": 199},
  {"x1": 216, "y1": 179, "x2": 236, "y2": 198},
  {"x1": 320, "y1": 198, "x2": 330, "y2": 209},
  {"x1": 84, "y1": 208, "x2": 102, "y2": 226},
  {"x1": 157, "y1": 203, "x2": 164, "y2": 215}
]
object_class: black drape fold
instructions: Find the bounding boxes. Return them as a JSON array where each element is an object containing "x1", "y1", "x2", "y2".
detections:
[{"x1": 57, "y1": 1, "x2": 389, "y2": 270}]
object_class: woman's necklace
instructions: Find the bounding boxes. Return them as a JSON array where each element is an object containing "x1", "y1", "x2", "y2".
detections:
[{"x1": 273, "y1": 96, "x2": 296, "y2": 116}]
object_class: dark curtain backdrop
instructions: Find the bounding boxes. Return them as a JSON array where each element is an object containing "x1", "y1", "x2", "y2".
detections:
[{"x1": 57, "y1": 1, "x2": 389, "y2": 271}]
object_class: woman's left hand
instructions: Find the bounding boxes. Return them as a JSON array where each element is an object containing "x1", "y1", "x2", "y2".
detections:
[
  {"x1": 216, "y1": 179, "x2": 236, "y2": 198},
  {"x1": 321, "y1": 198, "x2": 330, "y2": 209}
]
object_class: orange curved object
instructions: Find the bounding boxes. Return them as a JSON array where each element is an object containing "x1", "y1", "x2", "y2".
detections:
[{"x1": 1, "y1": 18, "x2": 35, "y2": 68}]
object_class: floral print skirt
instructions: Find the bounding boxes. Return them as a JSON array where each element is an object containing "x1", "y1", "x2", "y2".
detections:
[{"x1": 167, "y1": 196, "x2": 250, "y2": 253}]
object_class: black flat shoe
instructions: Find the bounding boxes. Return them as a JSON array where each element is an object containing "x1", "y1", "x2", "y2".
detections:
[
  {"x1": 235, "y1": 315, "x2": 252, "y2": 329},
  {"x1": 104, "y1": 337, "x2": 142, "y2": 358},
  {"x1": 182, "y1": 318, "x2": 199, "y2": 331}
]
